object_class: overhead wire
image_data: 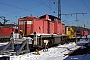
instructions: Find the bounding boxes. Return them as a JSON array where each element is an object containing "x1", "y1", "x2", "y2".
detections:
[
  {"x1": 41, "y1": 0, "x2": 59, "y2": 15},
  {"x1": 0, "y1": 8, "x2": 17, "y2": 15},
  {"x1": 34, "y1": 0, "x2": 55, "y2": 13},
  {"x1": 60, "y1": 0, "x2": 84, "y2": 26},
  {"x1": 60, "y1": 0, "x2": 75, "y2": 17},
  {"x1": 0, "y1": 1, "x2": 42, "y2": 16},
  {"x1": 62, "y1": 1, "x2": 89, "y2": 28},
  {"x1": 82, "y1": 0, "x2": 90, "y2": 11},
  {"x1": 40, "y1": 0, "x2": 54, "y2": 11},
  {"x1": 63, "y1": 0, "x2": 83, "y2": 12},
  {"x1": 52, "y1": 0, "x2": 62, "y2": 15},
  {"x1": 0, "y1": 2, "x2": 45, "y2": 23},
  {"x1": 0, "y1": 0, "x2": 58, "y2": 17},
  {"x1": 61, "y1": 0, "x2": 88, "y2": 19},
  {"x1": 0, "y1": 2, "x2": 28, "y2": 11},
  {"x1": 37, "y1": 0, "x2": 65, "y2": 17}
]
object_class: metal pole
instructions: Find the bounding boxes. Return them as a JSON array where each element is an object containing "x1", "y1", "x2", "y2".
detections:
[{"x1": 58, "y1": 0, "x2": 61, "y2": 22}]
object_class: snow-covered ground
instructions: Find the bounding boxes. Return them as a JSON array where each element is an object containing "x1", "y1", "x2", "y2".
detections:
[
  {"x1": 8, "y1": 42, "x2": 81, "y2": 60},
  {"x1": 1, "y1": 35, "x2": 90, "y2": 60}
]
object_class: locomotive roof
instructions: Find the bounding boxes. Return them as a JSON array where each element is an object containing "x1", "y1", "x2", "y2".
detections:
[
  {"x1": 19, "y1": 14, "x2": 61, "y2": 21},
  {"x1": 39, "y1": 14, "x2": 60, "y2": 21},
  {"x1": 19, "y1": 16, "x2": 39, "y2": 21}
]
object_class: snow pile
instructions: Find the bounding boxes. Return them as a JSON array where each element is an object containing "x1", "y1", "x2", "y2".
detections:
[{"x1": 0, "y1": 42, "x2": 8, "y2": 46}]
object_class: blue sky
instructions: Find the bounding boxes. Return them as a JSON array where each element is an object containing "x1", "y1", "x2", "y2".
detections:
[{"x1": 0, "y1": 0, "x2": 90, "y2": 28}]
